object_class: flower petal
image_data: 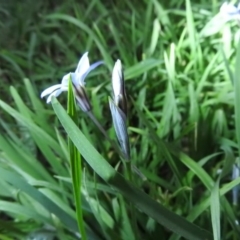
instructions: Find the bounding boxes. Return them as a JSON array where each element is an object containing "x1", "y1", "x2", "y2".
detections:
[
  {"x1": 46, "y1": 93, "x2": 54, "y2": 103},
  {"x1": 220, "y1": 2, "x2": 240, "y2": 21},
  {"x1": 109, "y1": 98, "x2": 130, "y2": 160},
  {"x1": 80, "y1": 61, "x2": 104, "y2": 85},
  {"x1": 70, "y1": 72, "x2": 78, "y2": 86},
  {"x1": 46, "y1": 89, "x2": 63, "y2": 103},
  {"x1": 75, "y1": 52, "x2": 90, "y2": 79},
  {"x1": 41, "y1": 84, "x2": 62, "y2": 98},
  {"x1": 61, "y1": 73, "x2": 71, "y2": 86},
  {"x1": 111, "y1": 59, "x2": 127, "y2": 115},
  {"x1": 112, "y1": 59, "x2": 123, "y2": 99}
]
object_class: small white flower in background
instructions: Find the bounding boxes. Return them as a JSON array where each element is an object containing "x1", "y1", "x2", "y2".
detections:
[
  {"x1": 220, "y1": 2, "x2": 240, "y2": 22},
  {"x1": 200, "y1": 2, "x2": 239, "y2": 36},
  {"x1": 41, "y1": 52, "x2": 103, "y2": 111}
]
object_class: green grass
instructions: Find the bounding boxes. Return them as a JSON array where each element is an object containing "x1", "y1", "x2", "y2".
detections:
[{"x1": 1, "y1": 0, "x2": 240, "y2": 239}]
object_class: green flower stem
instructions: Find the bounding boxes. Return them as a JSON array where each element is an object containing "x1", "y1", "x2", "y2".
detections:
[
  {"x1": 69, "y1": 142, "x2": 87, "y2": 240},
  {"x1": 68, "y1": 81, "x2": 87, "y2": 240}
]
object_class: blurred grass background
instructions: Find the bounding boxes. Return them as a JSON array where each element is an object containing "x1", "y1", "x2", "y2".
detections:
[{"x1": 1, "y1": 0, "x2": 240, "y2": 239}]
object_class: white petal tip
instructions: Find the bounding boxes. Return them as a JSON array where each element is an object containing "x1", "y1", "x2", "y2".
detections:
[
  {"x1": 46, "y1": 96, "x2": 52, "y2": 104},
  {"x1": 81, "y1": 52, "x2": 89, "y2": 58},
  {"x1": 115, "y1": 59, "x2": 122, "y2": 66}
]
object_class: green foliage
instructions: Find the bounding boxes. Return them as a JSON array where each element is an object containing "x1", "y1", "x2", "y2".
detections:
[{"x1": 1, "y1": 0, "x2": 240, "y2": 239}]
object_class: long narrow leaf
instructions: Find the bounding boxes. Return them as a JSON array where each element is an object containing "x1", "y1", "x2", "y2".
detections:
[{"x1": 51, "y1": 97, "x2": 213, "y2": 240}]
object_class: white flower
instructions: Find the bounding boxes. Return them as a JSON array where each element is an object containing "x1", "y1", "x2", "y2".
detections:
[
  {"x1": 41, "y1": 52, "x2": 103, "y2": 104},
  {"x1": 220, "y1": 2, "x2": 240, "y2": 22}
]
